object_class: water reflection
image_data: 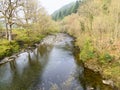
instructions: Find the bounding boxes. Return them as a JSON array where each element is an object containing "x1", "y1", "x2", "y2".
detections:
[
  {"x1": 30, "y1": 46, "x2": 76, "y2": 90},
  {"x1": 0, "y1": 44, "x2": 52, "y2": 90},
  {"x1": 0, "y1": 36, "x2": 114, "y2": 90},
  {"x1": 74, "y1": 60, "x2": 114, "y2": 90}
]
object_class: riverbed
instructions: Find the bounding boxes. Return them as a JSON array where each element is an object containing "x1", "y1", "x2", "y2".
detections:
[{"x1": 0, "y1": 33, "x2": 114, "y2": 90}]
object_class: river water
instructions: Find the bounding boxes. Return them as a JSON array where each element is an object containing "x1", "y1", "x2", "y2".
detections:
[{"x1": 0, "y1": 34, "x2": 114, "y2": 90}]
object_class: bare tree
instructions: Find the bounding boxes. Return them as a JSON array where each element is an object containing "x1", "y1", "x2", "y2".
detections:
[
  {"x1": 0, "y1": 0, "x2": 22, "y2": 41},
  {"x1": 15, "y1": 0, "x2": 46, "y2": 36},
  {"x1": 16, "y1": 0, "x2": 40, "y2": 26}
]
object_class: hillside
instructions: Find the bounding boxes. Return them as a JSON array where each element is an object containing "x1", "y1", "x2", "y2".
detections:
[{"x1": 52, "y1": 0, "x2": 80, "y2": 21}]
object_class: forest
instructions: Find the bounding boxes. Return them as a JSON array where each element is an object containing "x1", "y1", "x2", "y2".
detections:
[
  {"x1": 52, "y1": 0, "x2": 80, "y2": 20},
  {"x1": 0, "y1": 0, "x2": 120, "y2": 89}
]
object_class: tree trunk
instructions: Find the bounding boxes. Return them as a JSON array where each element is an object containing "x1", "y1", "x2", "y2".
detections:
[
  {"x1": 8, "y1": 24, "x2": 12, "y2": 41},
  {"x1": 5, "y1": 24, "x2": 9, "y2": 39},
  {"x1": 5, "y1": 17, "x2": 9, "y2": 39}
]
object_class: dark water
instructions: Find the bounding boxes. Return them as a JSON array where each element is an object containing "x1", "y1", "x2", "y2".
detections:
[{"x1": 0, "y1": 36, "x2": 114, "y2": 90}]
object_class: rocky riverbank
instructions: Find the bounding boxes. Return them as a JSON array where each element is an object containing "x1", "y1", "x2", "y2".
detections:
[
  {"x1": 84, "y1": 60, "x2": 119, "y2": 90},
  {"x1": 41, "y1": 33, "x2": 73, "y2": 45},
  {"x1": 0, "y1": 33, "x2": 73, "y2": 65}
]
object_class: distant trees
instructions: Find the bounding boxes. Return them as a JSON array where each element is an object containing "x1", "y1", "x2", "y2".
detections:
[
  {"x1": 20, "y1": 0, "x2": 59, "y2": 35},
  {"x1": 52, "y1": 0, "x2": 81, "y2": 21},
  {"x1": 15, "y1": 0, "x2": 42, "y2": 37},
  {"x1": 16, "y1": 0, "x2": 40, "y2": 27},
  {"x1": 73, "y1": 0, "x2": 80, "y2": 13}
]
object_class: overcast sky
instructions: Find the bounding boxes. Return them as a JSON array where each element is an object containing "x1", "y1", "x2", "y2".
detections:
[{"x1": 40, "y1": 0, "x2": 77, "y2": 14}]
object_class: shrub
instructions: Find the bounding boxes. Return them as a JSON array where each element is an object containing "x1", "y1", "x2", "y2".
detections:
[
  {"x1": 0, "y1": 40, "x2": 20, "y2": 60},
  {"x1": 99, "y1": 53, "x2": 114, "y2": 64},
  {"x1": 9, "y1": 41, "x2": 20, "y2": 53},
  {"x1": 80, "y1": 39, "x2": 97, "y2": 62}
]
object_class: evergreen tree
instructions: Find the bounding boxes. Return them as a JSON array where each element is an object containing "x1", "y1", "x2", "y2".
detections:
[{"x1": 52, "y1": 1, "x2": 81, "y2": 21}]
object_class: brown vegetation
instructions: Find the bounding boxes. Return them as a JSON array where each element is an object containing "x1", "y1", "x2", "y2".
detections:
[{"x1": 59, "y1": 0, "x2": 120, "y2": 88}]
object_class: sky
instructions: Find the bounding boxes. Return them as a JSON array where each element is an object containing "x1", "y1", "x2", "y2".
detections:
[{"x1": 40, "y1": 0, "x2": 77, "y2": 14}]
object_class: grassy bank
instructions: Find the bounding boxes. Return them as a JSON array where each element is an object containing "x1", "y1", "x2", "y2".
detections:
[{"x1": 0, "y1": 28, "x2": 59, "y2": 61}]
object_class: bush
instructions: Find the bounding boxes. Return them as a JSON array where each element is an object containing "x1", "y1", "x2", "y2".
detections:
[
  {"x1": 80, "y1": 39, "x2": 97, "y2": 62},
  {"x1": 99, "y1": 53, "x2": 114, "y2": 64},
  {"x1": 9, "y1": 41, "x2": 20, "y2": 53},
  {"x1": 0, "y1": 46, "x2": 10, "y2": 59},
  {"x1": 0, "y1": 40, "x2": 20, "y2": 60}
]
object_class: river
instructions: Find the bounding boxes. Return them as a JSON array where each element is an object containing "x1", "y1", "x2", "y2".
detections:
[{"x1": 0, "y1": 33, "x2": 114, "y2": 90}]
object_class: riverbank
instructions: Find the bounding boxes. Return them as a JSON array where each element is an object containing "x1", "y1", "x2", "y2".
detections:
[
  {"x1": 0, "y1": 38, "x2": 42, "y2": 65},
  {"x1": 0, "y1": 33, "x2": 115, "y2": 90},
  {"x1": 0, "y1": 33, "x2": 71, "y2": 65},
  {"x1": 0, "y1": 36, "x2": 44, "y2": 61},
  {"x1": 71, "y1": 35, "x2": 120, "y2": 89},
  {"x1": 42, "y1": 33, "x2": 120, "y2": 89},
  {"x1": 0, "y1": 32, "x2": 119, "y2": 89},
  {"x1": 83, "y1": 58, "x2": 120, "y2": 89},
  {"x1": 0, "y1": 29, "x2": 59, "y2": 63}
]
